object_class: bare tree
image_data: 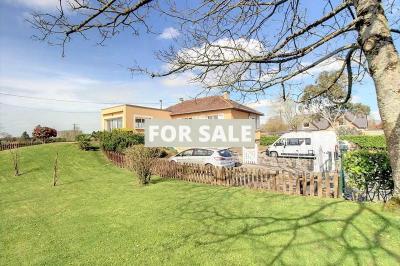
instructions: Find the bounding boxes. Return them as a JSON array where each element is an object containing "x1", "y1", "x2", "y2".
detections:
[
  {"x1": 53, "y1": 152, "x2": 59, "y2": 186},
  {"x1": 10, "y1": 149, "x2": 20, "y2": 176},
  {"x1": 29, "y1": 0, "x2": 400, "y2": 197},
  {"x1": 280, "y1": 99, "x2": 302, "y2": 131}
]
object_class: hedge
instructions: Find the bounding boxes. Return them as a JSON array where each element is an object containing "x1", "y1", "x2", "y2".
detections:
[
  {"x1": 260, "y1": 135, "x2": 280, "y2": 146},
  {"x1": 343, "y1": 150, "x2": 393, "y2": 201},
  {"x1": 339, "y1": 135, "x2": 386, "y2": 149},
  {"x1": 99, "y1": 130, "x2": 144, "y2": 152}
]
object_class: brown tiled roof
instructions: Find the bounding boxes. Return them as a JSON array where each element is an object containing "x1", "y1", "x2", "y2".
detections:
[{"x1": 165, "y1": 96, "x2": 264, "y2": 116}]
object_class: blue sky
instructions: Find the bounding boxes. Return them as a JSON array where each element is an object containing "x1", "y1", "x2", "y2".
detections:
[{"x1": 0, "y1": 0, "x2": 385, "y2": 136}]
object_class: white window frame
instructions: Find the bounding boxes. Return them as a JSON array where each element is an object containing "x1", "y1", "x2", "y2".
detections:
[
  {"x1": 193, "y1": 115, "x2": 207, "y2": 119},
  {"x1": 134, "y1": 115, "x2": 153, "y2": 129},
  {"x1": 249, "y1": 114, "x2": 260, "y2": 129},
  {"x1": 105, "y1": 117, "x2": 123, "y2": 131},
  {"x1": 207, "y1": 113, "x2": 224, "y2": 119}
]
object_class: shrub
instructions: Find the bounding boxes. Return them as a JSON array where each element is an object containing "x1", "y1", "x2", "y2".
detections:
[
  {"x1": 339, "y1": 135, "x2": 386, "y2": 149},
  {"x1": 343, "y1": 150, "x2": 393, "y2": 202},
  {"x1": 47, "y1": 137, "x2": 67, "y2": 143},
  {"x1": 125, "y1": 145, "x2": 162, "y2": 185},
  {"x1": 99, "y1": 130, "x2": 144, "y2": 152},
  {"x1": 32, "y1": 125, "x2": 57, "y2": 143},
  {"x1": 260, "y1": 135, "x2": 280, "y2": 146},
  {"x1": 76, "y1": 134, "x2": 92, "y2": 150}
]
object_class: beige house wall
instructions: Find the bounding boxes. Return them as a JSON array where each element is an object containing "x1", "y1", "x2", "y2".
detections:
[
  {"x1": 101, "y1": 105, "x2": 262, "y2": 140},
  {"x1": 101, "y1": 105, "x2": 171, "y2": 131}
]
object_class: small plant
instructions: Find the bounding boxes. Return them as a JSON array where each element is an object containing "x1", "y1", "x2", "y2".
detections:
[
  {"x1": 76, "y1": 134, "x2": 92, "y2": 150},
  {"x1": 10, "y1": 149, "x2": 20, "y2": 176},
  {"x1": 53, "y1": 152, "x2": 59, "y2": 186},
  {"x1": 125, "y1": 145, "x2": 162, "y2": 185}
]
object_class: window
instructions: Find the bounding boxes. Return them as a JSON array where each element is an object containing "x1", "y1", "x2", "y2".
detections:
[
  {"x1": 305, "y1": 138, "x2": 311, "y2": 145},
  {"x1": 287, "y1": 138, "x2": 300, "y2": 145},
  {"x1": 207, "y1": 114, "x2": 224, "y2": 119},
  {"x1": 303, "y1": 122, "x2": 310, "y2": 128},
  {"x1": 274, "y1": 139, "x2": 285, "y2": 146},
  {"x1": 134, "y1": 116, "x2": 152, "y2": 129},
  {"x1": 218, "y1": 149, "x2": 232, "y2": 157},
  {"x1": 193, "y1": 115, "x2": 207, "y2": 119},
  {"x1": 249, "y1": 115, "x2": 260, "y2": 129},
  {"x1": 194, "y1": 149, "x2": 213, "y2": 156},
  {"x1": 106, "y1": 118, "x2": 122, "y2": 131},
  {"x1": 181, "y1": 149, "x2": 194, "y2": 156}
]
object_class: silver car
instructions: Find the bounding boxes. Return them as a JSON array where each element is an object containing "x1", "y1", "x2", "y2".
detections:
[{"x1": 169, "y1": 148, "x2": 235, "y2": 167}]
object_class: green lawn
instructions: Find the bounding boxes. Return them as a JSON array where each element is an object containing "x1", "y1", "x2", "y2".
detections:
[{"x1": 1, "y1": 143, "x2": 399, "y2": 265}]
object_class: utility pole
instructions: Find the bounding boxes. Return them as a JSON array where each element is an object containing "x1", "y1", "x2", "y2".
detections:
[
  {"x1": 159, "y1": 99, "x2": 163, "y2": 110},
  {"x1": 73, "y1": 123, "x2": 79, "y2": 137}
]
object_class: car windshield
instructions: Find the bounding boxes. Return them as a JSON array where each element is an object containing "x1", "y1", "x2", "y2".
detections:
[{"x1": 218, "y1": 149, "x2": 232, "y2": 157}]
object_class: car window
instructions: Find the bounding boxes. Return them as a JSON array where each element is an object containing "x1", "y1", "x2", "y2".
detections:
[
  {"x1": 274, "y1": 138, "x2": 285, "y2": 146},
  {"x1": 287, "y1": 138, "x2": 300, "y2": 145},
  {"x1": 218, "y1": 149, "x2": 232, "y2": 157},
  {"x1": 181, "y1": 149, "x2": 194, "y2": 156},
  {"x1": 193, "y1": 149, "x2": 212, "y2": 156}
]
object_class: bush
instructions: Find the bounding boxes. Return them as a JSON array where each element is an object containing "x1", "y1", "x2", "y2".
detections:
[
  {"x1": 99, "y1": 130, "x2": 144, "y2": 152},
  {"x1": 32, "y1": 125, "x2": 57, "y2": 143},
  {"x1": 125, "y1": 145, "x2": 162, "y2": 185},
  {"x1": 76, "y1": 134, "x2": 92, "y2": 150},
  {"x1": 340, "y1": 135, "x2": 386, "y2": 149},
  {"x1": 260, "y1": 135, "x2": 280, "y2": 146},
  {"x1": 343, "y1": 150, "x2": 393, "y2": 202},
  {"x1": 47, "y1": 137, "x2": 67, "y2": 143}
]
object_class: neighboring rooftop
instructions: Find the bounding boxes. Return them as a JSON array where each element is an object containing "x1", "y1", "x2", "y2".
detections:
[
  {"x1": 309, "y1": 112, "x2": 368, "y2": 130},
  {"x1": 165, "y1": 95, "x2": 264, "y2": 116}
]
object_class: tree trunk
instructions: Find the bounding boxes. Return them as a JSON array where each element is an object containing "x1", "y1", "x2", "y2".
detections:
[{"x1": 353, "y1": 0, "x2": 400, "y2": 197}]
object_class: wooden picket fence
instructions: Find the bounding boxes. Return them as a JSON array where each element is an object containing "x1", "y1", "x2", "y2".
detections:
[
  {"x1": 104, "y1": 150, "x2": 340, "y2": 198},
  {"x1": 0, "y1": 142, "x2": 40, "y2": 151}
]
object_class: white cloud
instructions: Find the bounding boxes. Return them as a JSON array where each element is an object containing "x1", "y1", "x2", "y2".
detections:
[
  {"x1": 5, "y1": 0, "x2": 60, "y2": 9},
  {"x1": 159, "y1": 27, "x2": 180, "y2": 40}
]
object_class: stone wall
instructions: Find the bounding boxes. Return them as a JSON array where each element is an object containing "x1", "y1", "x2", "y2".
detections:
[{"x1": 258, "y1": 156, "x2": 315, "y2": 173}]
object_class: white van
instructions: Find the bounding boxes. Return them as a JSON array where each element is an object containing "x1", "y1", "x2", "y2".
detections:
[{"x1": 266, "y1": 131, "x2": 338, "y2": 172}]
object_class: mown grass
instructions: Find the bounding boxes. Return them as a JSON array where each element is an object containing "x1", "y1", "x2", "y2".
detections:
[{"x1": 1, "y1": 143, "x2": 399, "y2": 265}]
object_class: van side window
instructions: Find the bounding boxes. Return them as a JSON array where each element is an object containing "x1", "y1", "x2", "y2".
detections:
[
  {"x1": 287, "y1": 138, "x2": 300, "y2": 145},
  {"x1": 305, "y1": 138, "x2": 311, "y2": 145}
]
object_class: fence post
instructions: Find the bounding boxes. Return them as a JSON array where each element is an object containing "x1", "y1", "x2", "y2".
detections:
[
  {"x1": 310, "y1": 174, "x2": 315, "y2": 196},
  {"x1": 317, "y1": 173, "x2": 323, "y2": 197},
  {"x1": 325, "y1": 174, "x2": 331, "y2": 198}
]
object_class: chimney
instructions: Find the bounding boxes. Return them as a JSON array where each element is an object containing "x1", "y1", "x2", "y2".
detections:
[
  {"x1": 179, "y1": 97, "x2": 184, "y2": 103},
  {"x1": 223, "y1": 91, "x2": 230, "y2": 100}
]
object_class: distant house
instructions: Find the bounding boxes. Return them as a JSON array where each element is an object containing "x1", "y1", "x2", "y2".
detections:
[
  {"x1": 298, "y1": 112, "x2": 368, "y2": 131},
  {"x1": 101, "y1": 92, "x2": 263, "y2": 136}
]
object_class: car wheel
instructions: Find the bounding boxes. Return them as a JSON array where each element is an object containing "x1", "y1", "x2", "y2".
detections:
[{"x1": 269, "y1": 151, "x2": 278, "y2": 157}]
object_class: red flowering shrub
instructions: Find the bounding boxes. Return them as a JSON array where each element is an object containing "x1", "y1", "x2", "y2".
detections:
[{"x1": 32, "y1": 125, "x2": 57, "y2": 143}]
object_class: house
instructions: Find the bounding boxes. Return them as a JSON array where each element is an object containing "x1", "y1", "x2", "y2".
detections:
[
  {"x1": 297, "y1": 112, "x2": 368, "y2": 131},
  {"x1": 101, "y1": 92, "x2": 263, "y2": 135}
]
